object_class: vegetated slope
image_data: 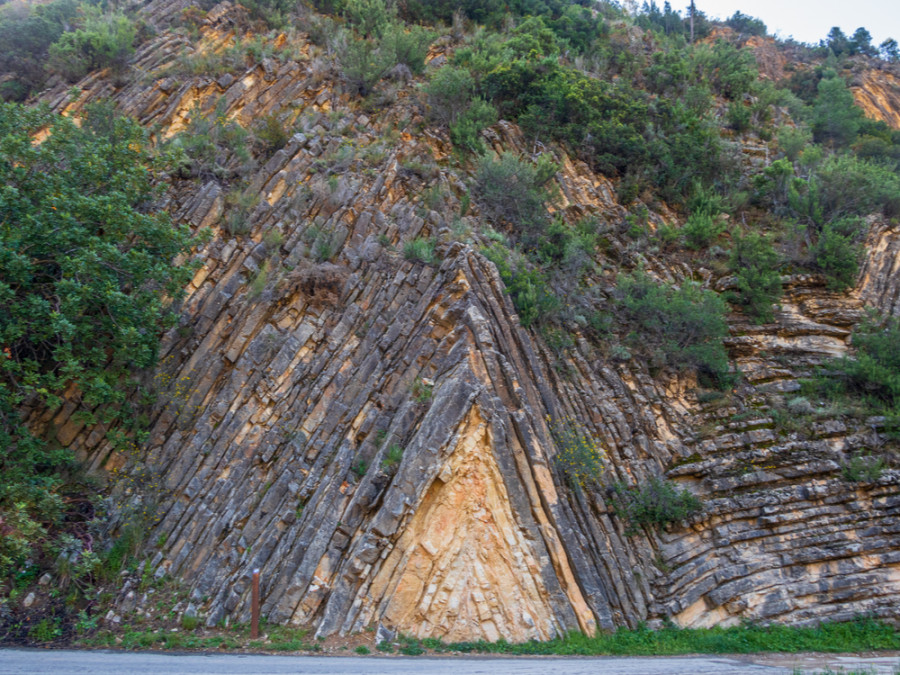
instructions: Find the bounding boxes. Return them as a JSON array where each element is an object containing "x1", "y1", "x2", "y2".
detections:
[{"x1": 5, "y1": 0, "x2": 900, "y2": 644}]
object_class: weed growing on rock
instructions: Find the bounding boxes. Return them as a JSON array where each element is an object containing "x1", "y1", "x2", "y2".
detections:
[
  {"x1": 249, "y1": 261, "x2": 271, "y2": 299},
  {"x1": 351, "y1": 459, "x2": 368, "y2": 480},
  {"x1": 549, "y1": 416, "x2": 605, "y2": 489},
  {"x1": 611, "y1": 477, "x2": 702, "y2": 533},
  {"x1": 841, "y1": 453, "x2": 887, "y2": 482},
  {"x1": 403, "y1": 237, "x2": 436, "y2": 264},
  {"x1": 381, "y1": 444, "x2": 404, "y2": 471},
  {"x1": 410, "y1": 377, "x2": 433, "y2": 403},
  {"x1": 181, "y1": 613, "x2": 201, "y2": 631}
]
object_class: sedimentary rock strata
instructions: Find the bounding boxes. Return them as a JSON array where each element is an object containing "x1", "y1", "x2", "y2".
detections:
[{"x1": 32, "y1": 0, "x2": 900, "y2": 642}]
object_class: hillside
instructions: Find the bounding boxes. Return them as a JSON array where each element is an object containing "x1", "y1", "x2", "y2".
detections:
[{"x1": 2, "y1": 0, "x2": 900, "y2": 648}]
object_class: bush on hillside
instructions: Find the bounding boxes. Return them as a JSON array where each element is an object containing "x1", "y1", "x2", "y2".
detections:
[
  {"x1": 611, "y1": 477, "x2": 703, "y2": 532},
  {"x1": 728, "y1": 231, "x2": 782, "y2": 323},
  {"x1": 46, "y1": 8, "x2": 136, "y2": 82},
  {"x1": 615, "y1": 271, "x2": 731, "y2": 385},
  {"x1": 473, "y1": 152, "x2": 558, "y2": 245}
]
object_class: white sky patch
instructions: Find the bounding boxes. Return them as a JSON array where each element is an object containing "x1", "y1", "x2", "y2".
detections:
[{"x1": 671, "y1": 0, "x2": 899, "y2": 47}]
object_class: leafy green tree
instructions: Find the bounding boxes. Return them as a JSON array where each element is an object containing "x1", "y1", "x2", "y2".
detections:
[
  {"x1": 725, "y1": 11, "x2": 766, "y2": 37},
  {"x1": 815, "y1": 219, "x2": 863, "y2": 291},
  {"x1": 811, "y1": 71, "x2": 863, "y2": 147},
  {"x1": 824, "y1": 26, "x2": 850, "y2": 56},
  {"x1": 850, "y1": 27, "x2": 876, "y2": 57},
  {"x1": 814, "y1": 153, "x2": 900, "y2": 221},
  {"x1": 728, "y1": 231, "x2": 782, "y2": 323},
  {"x1": 880, "y1": 38, "x2": 900, "y2": 63},
  {"x1": 424, "y1": 66, "x2": 476, "y2": 127},
  {"x1": 0, "y1": 102, "x2": 195, "y2": 578}
]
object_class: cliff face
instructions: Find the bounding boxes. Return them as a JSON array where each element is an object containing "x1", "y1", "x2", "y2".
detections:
[
  {"x1": 37, "y1": 1, "x2": 900, "y2": 642},
  {"x1": 853, "y1": 69, "x2": 900, "y2": 130}
]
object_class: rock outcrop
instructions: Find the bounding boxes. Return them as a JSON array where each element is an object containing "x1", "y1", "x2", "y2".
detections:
[
  {"x1": 853, "y1": 69, "x2": 900, "y2": 130},
  {"x1": 31, "y1": 1, "x2": 900, "y2": 642}
]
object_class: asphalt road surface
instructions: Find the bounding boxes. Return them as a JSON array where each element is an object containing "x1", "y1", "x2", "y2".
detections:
[{"x1": 1, "y1": 649, "x2": 899, "y2": 674}]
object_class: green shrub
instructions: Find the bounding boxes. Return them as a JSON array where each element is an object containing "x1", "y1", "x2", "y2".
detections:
[
  {"x1": 449, "y1": 98, "x2": 497, "y2": 153},
  {"x1": 841, "y1": 453, "x2": 886, "y2": 482},
  {"x1": 224, "y1": 188, "x2": 259, "y2": 235},
  {"x1": 28, "y1": 618, "x2": 62, "y2": 643},
  {"x1": 689, "y1": 40, "x2": 758, "y2": 100},
  {"x1": 813, "y1": 153, "x2": 900, "y2": 221},
  {"x1": 355, "y1": 645, "x2": 371, "y2": 654},
  {"x1": 615, "y1": 271, "x2": 730, "y2": 384},
  {"x1": 342, "y1": 0, "x2": 394, "y2": 39},
  {"x1": 777, "y1": 126, "x2": 812, "y2": 162},
  {"x1": 239, "y1": 0, "x2": 297, "y2": 27},
  {"x1": 168, "y1": 42, "x2": 247, "y2": 79},
  {"x1": 381, "y1": 444, "x2": 404, "y2": 471},
  {"x1": 728, "y1": 231, "x2": 782, "y2": 323},
  {"x1": 382, "y1": 22, "x2": 433, "y2": 74},
  {"x1": 249, "y1": 260, "x2": 270, "y2": 298},
  {"x1": 47, "y1": 8, "x2": 136, "y2": 82},
  {"x1": 337, "y1": 31, "x2": 393, "y2": 96},
  {"x1": 181, "y1": 614, "x2": 201, "y2": 631},
  {"x1": 532, "y1": 217, "x2": 596, "y2": 272},
  {"x1": 403, "y1": 237, "x2": 436, "y2": 264},
  {"x1": 168, "y1": 99, "x2": 253, "y2": 179},
  {"x1": 815, "y1": 315, "x2": 900, "y2": 424},
  {"x1": 726, "y1": 101, "x2": 751, "y2": 132},
  {"x1": 611, "y1": 477, "x2": 702, "y2": 532},
  {"x1": 410, "y1": 377, "x2": 433, "y2": 403},
  {"x1": 423, "y1": 66, "x2": 476, "y2": 128},
  {"x1": 253, "y1": 112, "x2": 291, "y2": 158},
  {"x1": 815, "y1": 220, "x2": 863, "y2": 291},
  {"x1": 314, "y1": 234, "x2": 335, "y2": 262},
  {"x1": 351, "y1": 459, "x2": 368, "y2": 480},
  {"x1": 473, "y1": 153, "x2": 558, "y2": 245},
  {"x1": 681, "y1": 212, "x2": 725, "y2": 250},
  {"x1": 482, "y1": 245, "x2": 561, "y2": 328},
  {"x1": 454, "y1": 28, "x2": 730, "y2": 203}
]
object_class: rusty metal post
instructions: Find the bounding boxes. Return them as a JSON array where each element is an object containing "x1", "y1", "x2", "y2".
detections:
[{"x1": 250, "y1": 568, "x2": 260, "y2": 639}]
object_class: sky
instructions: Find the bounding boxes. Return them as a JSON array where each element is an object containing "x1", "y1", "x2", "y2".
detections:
[{"x1": 685, "y1": 0, "x2": 900, "y2": 47}]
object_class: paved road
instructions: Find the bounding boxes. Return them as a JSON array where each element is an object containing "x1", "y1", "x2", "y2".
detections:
[
  {"x1": 1, "y1": 649, "x2": 898, "y2": 674},
  {"x1": 0, "y1": 649, "x2": 785, "y2": 674}
]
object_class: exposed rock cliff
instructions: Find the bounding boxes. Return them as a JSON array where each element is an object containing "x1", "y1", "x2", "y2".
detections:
[
  {"x1": 32, "y1": 1, "x2": 900, "y2": 642},
  {"x1": 852, "y1": 69, "x2": 900, "y2": 130}
]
